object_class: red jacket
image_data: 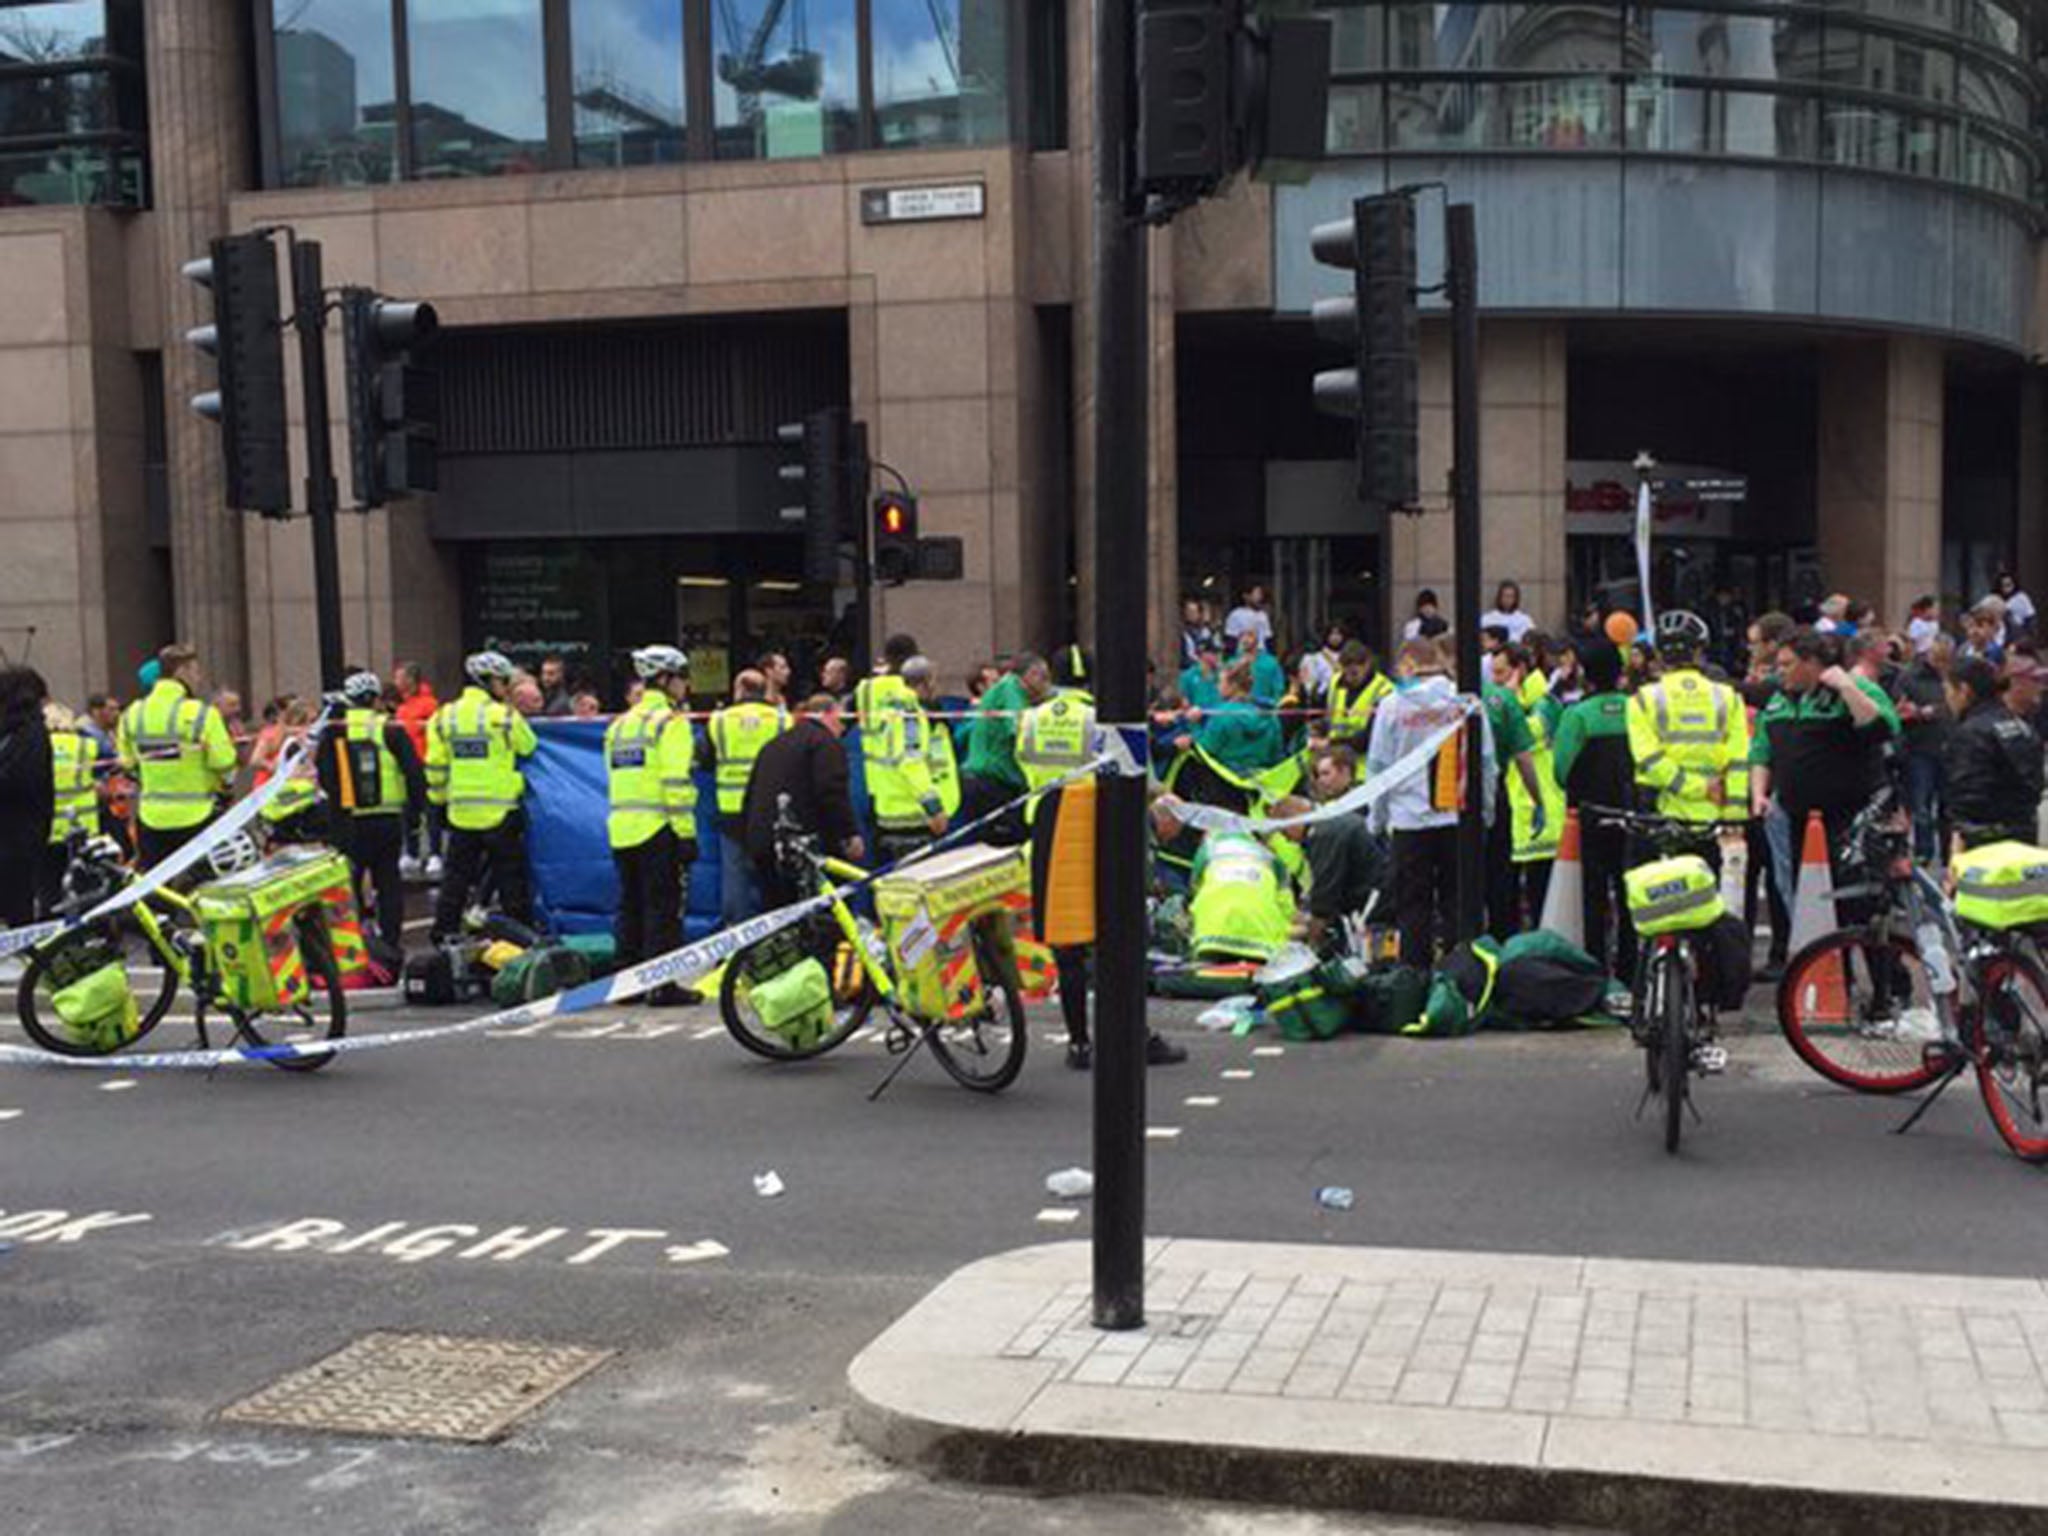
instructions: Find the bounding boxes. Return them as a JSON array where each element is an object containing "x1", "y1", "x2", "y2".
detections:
[{"x1": 395, "y1": 685, "x2": 439, "y2": 762}]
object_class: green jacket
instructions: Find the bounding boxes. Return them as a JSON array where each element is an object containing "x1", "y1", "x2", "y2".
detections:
[
  {"x1": 1199, "y1": 699, "x2": 1283, "y2": 775},
  {"x1": 963, "y1": 672, "x2": 1030, "y2": 793}
]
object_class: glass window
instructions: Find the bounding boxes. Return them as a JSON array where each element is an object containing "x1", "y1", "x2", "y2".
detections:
[
  {"x1": 1822, "y1": 101, "x2": 1950, "y2": 177},
  {"x1": 872, "y1": 0, "x2": 1007, "y2": 148},
  {"x1": 0, "y1": 0, "x2": 113, "y2": 60},
  {"x1": 1626, "y1": 9, "x2": 1811, "y2": 87},
  {"x1": 1447, "y1": 5, "x2": 1618, "y2": 72},
  {"x1": 0, "y1": 142, "x2": 140, "y2": 205},
  {"x1": 407, "y1": 0, "x2": 549, "y2": 178},
  {"x1": 1327, "y1": 5, "x2": 1381, "y2": 72},
  {"x1": 271, "y1": 0, "x2": 400, "y2": 187},
  {"x1": 1026, "y1": 0, "x2": 1066, "y2": 149},
  {"x1": 711, "y1": 0, "x2": 857, "y2": 158},
  {"x1": 1957, "y1": 0, "x2": 2022, "y2": 55},
  {"x1": 570, "y1": 0, "x2": 687, "y2": 167},
  {"x1": 1957, "y1": 56, "x2": 2030, "y2": 129},
  {"x1": 1389, "y1": 76, "x2": 1616, "y2": 151},
  {"x1": 1960, "y1": 129, "x2": 2029, "y2": 196},
  {"x1": 1627, "y1": 79, "x2": 1818, "y2": 158},
  {"x1": 1327, "y1": 82, "x2": 1381, "y2": 152}
]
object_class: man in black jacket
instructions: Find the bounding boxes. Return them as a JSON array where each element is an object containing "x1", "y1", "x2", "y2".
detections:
[
  {"x1": 741, "y1": 695, "x2": 864, "y2": 908},
  {"x1": 1943, "y1": 657, "x2": 2044, "y2": 851},
  {"x1": 0, "y1": 666, "x2": 53, "y2": 932}
]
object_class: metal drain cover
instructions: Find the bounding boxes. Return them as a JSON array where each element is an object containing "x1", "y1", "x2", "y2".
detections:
[{"x1": 219, "y1": 1331, "x2": 614, "y2": 1443}]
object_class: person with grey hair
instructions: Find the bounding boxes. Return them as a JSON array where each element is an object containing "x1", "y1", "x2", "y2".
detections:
[
  {"x1": 960, "y1": 651, "x2": 1051, "y2": 836},
  {"x1": 865, "y1": 652, "x2": 951, "y2": 865}
]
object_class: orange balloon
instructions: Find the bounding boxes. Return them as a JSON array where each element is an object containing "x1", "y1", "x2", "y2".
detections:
[{"x1": 1603, "y1": 611, "x2": 1639, "y2": 646}]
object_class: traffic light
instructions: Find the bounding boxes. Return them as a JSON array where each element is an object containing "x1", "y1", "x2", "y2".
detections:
[
  {"x1": 777, "y1": 406, "x2": 851, "y2": 583},
  {"x1": 1310, "y1": 192, "x2": 1419, "y2": 511},
  {"x1": 872, "y1": 491, "x2": 919, "y2": 585},
  {"x1": 341, "y1": 288, "x2": 440, "y2": 508},
  {"x1": 1135, "y1": 0, "x2": 1331, "y2": 202},
  {"x1": 182, "y1": 232, "x2": 290, "y2": 515}
]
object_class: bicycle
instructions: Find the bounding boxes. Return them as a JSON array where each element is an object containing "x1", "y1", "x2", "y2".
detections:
[
  {"x1": 718, "y1": 804, "x2": 1028, "y2": 1096},
  {"x1": 1586, "y1": 805, "x2": 1740, "y2": 1154},
  {"x1": 14, "y1": 834, "x2": 348, "y2": 1072},
  {"x1": 1776, "y1": 795, "x2": 2048, "y2": 1161}
]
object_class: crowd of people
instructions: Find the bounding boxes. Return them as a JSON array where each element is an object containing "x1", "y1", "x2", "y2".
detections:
[{"x1": 0, "y1": 566, "x2": 2040, "y2": 1037}]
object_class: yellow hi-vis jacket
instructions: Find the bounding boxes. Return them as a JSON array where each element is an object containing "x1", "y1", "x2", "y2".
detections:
[
  {"x1": 49, "y1": 729, "x2": 97, "y2": 844},
  {"x1": 1017, "y1": 689, "x2": 1096, "y2": 823},
  {"x1": 928, "y1": 712, "x2": 962, "y2": 819},
  {"x1": 426, "y1": 686, "x2": 538, "y2": 832},
  {"x1": 866, "y1": 699, "x2": 945, "y2": 834},
  {"x1": 604, "y1": 691, "x2": 697, "y2": 850},
  {"x1": 1626, "y1": 667, "x2": 1751, "y2": 825},
  {"x1": 118, "y1": 679, "x2": 236, "y2": 831},
  {"x1": 1327, "y1": 670, "x2": 1393, "y2": 748},
  {"x1": 707, "y1": 701, "x2": 787, "y2": 820}
]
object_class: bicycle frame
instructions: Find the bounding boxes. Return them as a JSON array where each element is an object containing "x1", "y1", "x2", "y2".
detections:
[{"x1": 813, "y1": 854, "x2": 899, "y2": 1007}]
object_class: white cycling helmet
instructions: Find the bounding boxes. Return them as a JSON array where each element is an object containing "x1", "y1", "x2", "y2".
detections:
[
  {"x1": 466, "y1": 650, "x2": 517, "y2": 685},
  {"x1": 342, "y1": 670, "x2": 383, "y2": 707},
  {"x1": 206, "y1": 830, "x2": 262, "y2": 878},
  {"x1": 1654, "y1": 609, "x2": 1712, "y2": 657},
  {"x1": 632, "y1": 644, "x2": 689, "y2": 682}
]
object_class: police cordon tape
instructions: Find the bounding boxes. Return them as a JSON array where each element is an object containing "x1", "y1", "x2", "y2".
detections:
[
  {"x1": 1154, "y1": 700, "x2": 1484, "y2": 837},
  {"x1": 0, "y1": 737, "x2": 1142, "y2": 1071},
  {"x1": 0, "y1": 709, "x2": 337, "y2": 963}
]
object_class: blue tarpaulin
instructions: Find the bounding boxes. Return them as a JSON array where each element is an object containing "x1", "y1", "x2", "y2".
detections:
[{"x1": 523, "y1": 720, "x2": 870, "y2": 938}]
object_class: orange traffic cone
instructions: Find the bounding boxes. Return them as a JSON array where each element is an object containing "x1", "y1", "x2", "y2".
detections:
[
  {"x1": 1785, "y1": 809, "x2": 1848, "y2": 1022},
  {"x1": 1538, "y1": 809, "x2": 1583, "y2": 949}
]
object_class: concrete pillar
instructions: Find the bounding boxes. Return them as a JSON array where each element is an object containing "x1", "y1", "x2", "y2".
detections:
[
  {"x1": 1389, "y1": 317, "x2": 1568, "y2": 657},
  {"x1": 147, "y1": 0, "x2": 252, "y2": 685},
  {"x1": 2015, "y1": 372, "x2": 2047, "y2": 601},
  {"x1": 1817, "y1": 337, "x2": 1943, "y2": 627}
]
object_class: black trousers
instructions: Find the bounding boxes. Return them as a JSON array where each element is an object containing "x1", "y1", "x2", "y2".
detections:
[
  {"x1": 432, "y1": 811, "x2": 532, "y2": 941},
  {"x1": 1580, "y1": 818, "x2": 1636, "y2": 981},
  {"x1": 136, "y1": 821, "x2": 205, "y2": 872},
  {"x1": 0, "y1": 853, "x2": 37, "y2": 926},
  {"x1": 344, "y1": 815, "x2": 407, "y2": 951},
  {"x1": 36, "y1": 842, "x2": 67, "y2": 919},
  {"x1": 614, "y1": 826, "x2": 685, "y2": 969},
  {"x1": 959, "y1": 773, "x2": 1026, "y2": 846},
  {"x1": 1393, "y1": 826, "x2": 1460, "y2": 970},
  {"x1": 1745, "y1": 820, "x2": 1790, "y2": 962},
  {"x1": 1486, "y1": 815, "x2": 1520, "y2": 939}
]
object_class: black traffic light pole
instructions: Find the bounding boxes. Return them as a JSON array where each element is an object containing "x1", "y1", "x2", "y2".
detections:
[
  {"x1": 1446, "y1": 203, "x2": 1486, "y2": 939},
  {"x1": 289, "y1": 238, "x2": 346, "y2": 695},
  {"x1": 1092, "y1": 0, "x2": 1149, "y2": 1333}
]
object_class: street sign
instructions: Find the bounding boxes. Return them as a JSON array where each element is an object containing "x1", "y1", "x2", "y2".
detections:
[{"x1": 859, "y1": 184, "x2": 986, "y2": 225}]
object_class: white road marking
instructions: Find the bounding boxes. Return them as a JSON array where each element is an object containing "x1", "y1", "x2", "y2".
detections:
[
  {"x1": 692, "y1": 1025, "x2": 723, "y2": 1040},
  {"x1": 1035, "y1": 1208, "x2": 1081, "y2": 1225},
  {"x1": 1183, "y1": 1095, "x2": 1221, "y2": 1108},
  {"x1": 223, "y1": 1217, "x2": 708, "y2": 1270},
  {"x1": 664, "y1": 1240, "x2": 730, "y2": 1265},
  {"x1": 0, "y1": 1109, "x2": 21, "y2": 1121},
  {"x1": 1252, "y1": 1045, "x2": 1286, "y2": 1058},
  {"x1": 403, "y1": 917, "x2": 432, "y2": 933},
  {"x1": 99, "y1": 1079, "x2": 136, "y2": 1092},
  {"x1": 1145, "y1": 1126, "x2": 1182, "y2": 1141},
  {"x1": 0, "y1": 1209, "x2": 152, "y2": 1244},
  {"x1": 1220, "y1": 1069, "x2": 1254, "y2": 1080}
]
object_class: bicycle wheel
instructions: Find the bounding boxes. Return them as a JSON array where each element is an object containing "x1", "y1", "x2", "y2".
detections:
[
  {"x1": 1973, "y1": 950, "x2": 2048, "y2": 1162},
  {"x1": 230, "y1": 919, "x2": 346, "y2": 1072},
  {"x1": 1661, "y1": 952, "x2": 1691, "y2": 1155},
  {"x1": 16, "y1": 919, "x2": 179, "y2": 1058},
  {"x1": 926, "y1": 924, "x2": 1028, "y2": 1094},
  {"x1": 720, "y1": 919, "x2": 874, "y2": 1062},
  {"x1": 1777, "y1": 929, "x2": 1945, "y2": 1095}
]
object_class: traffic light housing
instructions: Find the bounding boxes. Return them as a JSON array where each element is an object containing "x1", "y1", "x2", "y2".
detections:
[
  {"x1": 873, "y1": 491, "x2": 919, "y2": 585},
  {"x1": 778, "y1": 406, "x2": 851, "y2": 583},
  {"x1": 1135, "y1": 0, "x2": 1331, "y2": 202},
  {"x1": 342, "y1": 288, "x2": 440, "y2": 509},
  {"x1": 183, "y1": 233, "x2": 290, "y2": 515},
  {"x1": 1311, "y1": 192, "x2": 1419, "y2": 511}
]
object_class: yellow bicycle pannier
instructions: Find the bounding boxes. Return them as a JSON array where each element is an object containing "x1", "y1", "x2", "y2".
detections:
[
  {"x1": 51, "y1": 961, "x2": 140, "y2": 1051},
  {"x1": 1625, "y1": 854, "x2": 1725, "y2": 936},
  {"x1": 1954, "y1": 842, "x2": 2048, "y2": 931}
]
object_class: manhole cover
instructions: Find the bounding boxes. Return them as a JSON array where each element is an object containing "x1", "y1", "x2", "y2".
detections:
[{"x1": 219, "y1": 1332, "x2": 614, "y2": 1443}]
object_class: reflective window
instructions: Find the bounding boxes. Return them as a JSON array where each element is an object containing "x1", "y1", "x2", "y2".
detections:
[
  {"x1": 1957, "y1": 56, "x2": 2031, "y2": 129},
  {"x1": 571, "y1": 0, "x2": 687, "y2": 167},
  {"x1": 0, "y1": 0, "x2": 144, "y2": 206},
  {"x1": 1625, "y1": 10, "x2": 1809, "y2": 86},
  {"x1": 407, "y1": 0, "x2": 550, "y2": 178},
  {"x1": 273, "y1": 0, "x2": 399, "y2": 187},
  {"x1": 1628, "y1": 79, "x2": 1818, "y2": 159},
  {"x1": 1445, "y1": 5, "x2": 1618, "y2": 72},
  {"x1": 1822, "y1": 101, "x2": 1950, "y2": 178},
  {"x1": 711, "y1": 0, "x2": 858, "y2": 158},
  {"x1": 1961, "y1": 129, "x2": 2027, "y2": 195},
  {"x1": 1957, "y1": 0, "x2": 2023, "y2": 55},
  {"x1": 1389, "y1": 76, "x2": 1617, "y2": 150},
  {"x1": 871, "y1": 0, "x2": 1008, "y2": 148},
  {"x1": 1327, "y1": 83, "x2": 1382, "y2": 152}
]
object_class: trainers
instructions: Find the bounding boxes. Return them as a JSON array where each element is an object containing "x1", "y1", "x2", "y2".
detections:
[
  {"x1": 399, "y1": 854, "x2": 422, "y2": 879},
  {"x1": 1066, "y1": 1040, "x2": 1093, "y2": 1071},
  {"x1": 1692, "y1": 1043, "x2": 1729, "y2": 1075},
  {"x1": 424, "y1": 855, "x2": 444, "y2": 881},
  {"x1": 1145, "y1": 1033, "x2": 1188, "y2": 1067},
  {"x1": 645, "y1": 984, "x2": 703, "y2": 1008}
]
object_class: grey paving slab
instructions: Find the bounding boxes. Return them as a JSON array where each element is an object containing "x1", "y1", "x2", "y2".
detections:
[{"x1": 849, "y1": 1238, "x2": 2048, "y2": 1535}]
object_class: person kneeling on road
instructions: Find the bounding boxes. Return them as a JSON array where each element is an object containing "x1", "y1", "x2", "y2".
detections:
[
  {"x1": 608, "y1": 645, "x2": 700, "y2": 1006},
  {"x1": 1274, "y1": 744, "x2": 1384, "y2": 957},
  {"x1": 427, "y1": 650, "x2": 538, "y2": 943}
]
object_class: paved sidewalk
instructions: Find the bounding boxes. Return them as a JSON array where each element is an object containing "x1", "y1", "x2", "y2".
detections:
[{"x1": 849, "y1": 1240, "x2": 2048, "y2": 1535}]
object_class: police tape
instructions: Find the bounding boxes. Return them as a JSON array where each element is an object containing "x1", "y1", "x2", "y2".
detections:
[
  {"x1": 0, "y1": 742, "x2": 1128, "y2": 1071},
  {"x1": 1154, "y1": 700, "x2": 1484, "y2": 837},
  {"x1": 0, "y1": 710, "x2": 336, "y2": 962}
]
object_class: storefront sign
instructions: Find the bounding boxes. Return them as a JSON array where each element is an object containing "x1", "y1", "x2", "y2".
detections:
[
  {"x1": 859, "y1": 183, "x2": 985, "y2": 225},
  {"x1": 1566, "y1": 460, "x2": 1745, "y2": 539}
]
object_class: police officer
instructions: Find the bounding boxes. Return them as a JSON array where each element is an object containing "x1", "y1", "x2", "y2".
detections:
[
  {"x1": 707, "y1": 668, "x2": 787, "y2": 926},
  {"x1": 1322, "y1": 640, "x2": 1392, "y2": 755},
  {"x1": 865, "y1": 654, "x2": 949, "y2": 867},
  {"x1": 40, "y1": 702, "x2": 99, "y2": 915},
  {"x1": 322, "y1": 671, "x2": 427, "y2": 952},
  {"x1": 427, "y1": 650, "x2": 539, "y2": 941},
  {"x1": 117, "y1": 643, "x2": 237, "y2": 869},
  {"x1": 1627, "y1": 610, "x2": 1750, "y2": 865},
  {"x1": 607, "y1": 645, "x2": 698, "y2": 994},
  {"x1": 853, "y1": 632, "x2": 920, "y2": 736},
  {"x1": 1019, "y1": 646, "x2": 1184, "y2": 1070}
]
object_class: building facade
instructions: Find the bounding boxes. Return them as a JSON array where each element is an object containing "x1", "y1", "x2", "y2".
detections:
[{"x1": 1, "y1": 0, "x2": 2045, "y2": 708}]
